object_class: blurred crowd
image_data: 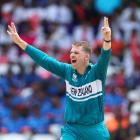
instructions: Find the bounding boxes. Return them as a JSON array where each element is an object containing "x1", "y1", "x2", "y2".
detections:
[{"x1": 0, "y1": 0, "x2": 140, "y2": 140}]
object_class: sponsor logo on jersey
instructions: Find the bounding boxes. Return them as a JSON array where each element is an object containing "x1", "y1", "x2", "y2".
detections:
[
  {"x1": 65, "y1": 80, "x2": 103, "y2": 101},
  {"x1": 71, "y1": 84, "x2": 92, "y2": 97}
]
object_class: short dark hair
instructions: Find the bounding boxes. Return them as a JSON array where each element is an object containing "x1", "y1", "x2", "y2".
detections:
[{"x1": 72, "y1": 41, "x2": 92, "y2": 55}]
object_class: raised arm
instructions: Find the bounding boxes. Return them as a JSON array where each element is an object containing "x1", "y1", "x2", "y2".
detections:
[
  {"x1": 7, "y1": 22, "x2": 68, "y2": 79},
  {"x1": 95, "y1": 17, "x2": 111, "y2": 81},
  {"x1": 101, "y1": 17, "x2": 111, "y2": 50}
]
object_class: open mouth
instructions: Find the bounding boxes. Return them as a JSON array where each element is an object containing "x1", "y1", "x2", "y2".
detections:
[{"x1": 71, "y1": 59, "x2": 77, "y2": 64}]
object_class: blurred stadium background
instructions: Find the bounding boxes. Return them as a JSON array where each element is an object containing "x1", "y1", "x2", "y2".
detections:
[{"x1": 0, "y1": 0, "x2": 140, "y2": 140}]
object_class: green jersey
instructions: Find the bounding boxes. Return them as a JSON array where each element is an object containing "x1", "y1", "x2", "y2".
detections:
[{"x1": 25, "y1": 45, "x2": 111, "y2": 125}]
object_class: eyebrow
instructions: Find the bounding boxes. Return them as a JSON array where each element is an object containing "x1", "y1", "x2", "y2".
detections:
[{"x1": 70, "y1": 51, "x2": 79, "y2": 54}]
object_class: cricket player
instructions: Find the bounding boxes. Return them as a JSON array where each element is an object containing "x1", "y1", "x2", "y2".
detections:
[{"x1": 7, "y1": 17, "x2": 111, "y2": 140}]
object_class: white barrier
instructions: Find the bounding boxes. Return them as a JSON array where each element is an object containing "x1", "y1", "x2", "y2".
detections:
[
  {"x1": 32, "y1": 134, "x2": 56, "y2": 140},
  {"x1": 0, "y1": 134, "x2": 27, "y2": 140},
  {"x1": 135, "y1": 136, "x2": 140, "y2": 140},
  {"x1": 0, "y1": 134, "x2": 57, "y2": 140}
]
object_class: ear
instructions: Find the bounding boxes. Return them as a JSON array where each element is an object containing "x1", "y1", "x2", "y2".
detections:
[{"x1": 85, "y1": 54, "x2": 90, "y2": 62}]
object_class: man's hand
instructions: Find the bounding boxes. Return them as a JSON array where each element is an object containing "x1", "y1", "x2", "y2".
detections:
[
  {"x1": 7, "y1": 22, "x2": 27, "y2": 50},
  {"x1": 101, "y1": 17, "x2": 111, "y2": 41},
  {"x1": 101, "y1": 17, "x2": 111, "y2": 50},
  {"x1": 7, "y1": 22, "x2": 20, "y2": 44}
]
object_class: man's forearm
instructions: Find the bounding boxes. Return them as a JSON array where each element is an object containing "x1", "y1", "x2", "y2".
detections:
[
  {"x1": 16, "y1": 39, "x2": 28, "y2": 50},
  {"x1": 103, "y1": 40, "x2": 111, "y2": 50}
]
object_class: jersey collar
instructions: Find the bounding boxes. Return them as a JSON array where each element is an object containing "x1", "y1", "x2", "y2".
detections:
[{"x1": 74, "y1": 63, "x2": 92, "y2": 76}]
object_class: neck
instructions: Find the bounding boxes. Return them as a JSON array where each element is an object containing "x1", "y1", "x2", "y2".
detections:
[{"x1": 76, "y1": 63, "x2": 88, "y2": 75}]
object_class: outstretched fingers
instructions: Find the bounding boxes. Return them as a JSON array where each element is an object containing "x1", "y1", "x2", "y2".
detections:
[
  {"x1": 104, "y1": 17, "x2": 109, "y2": 27},
  {"x1": 7, "y1": 22, "x2": 16, "y2": 34},
  {"x1": 11, "y1": 22, "x2": 17, "y2": 33},
  {"x1": 7, "y1": 30, "x2": 11, "y2": 35},
  {"x1": 8, "y1": 25, "x2": 13, "y2": 33}
]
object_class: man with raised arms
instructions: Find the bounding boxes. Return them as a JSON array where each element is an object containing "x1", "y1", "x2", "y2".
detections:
[{"x1": 7, "y1": 17, "x2": 111, "y2": 140}]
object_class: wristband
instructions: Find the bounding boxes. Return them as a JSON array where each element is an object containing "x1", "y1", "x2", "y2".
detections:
[{"x1": 104, "y1": 39, "x2": 111, "y2": 43}]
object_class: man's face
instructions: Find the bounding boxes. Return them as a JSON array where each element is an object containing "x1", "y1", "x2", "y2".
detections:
[{"x1": 70, "y1": 46, "x2": 87, "y2": 70}]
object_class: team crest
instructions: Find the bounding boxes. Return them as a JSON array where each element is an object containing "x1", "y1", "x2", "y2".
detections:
[{"x1": 72, "y1": 73, "x2": 77, "y2": 82}]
